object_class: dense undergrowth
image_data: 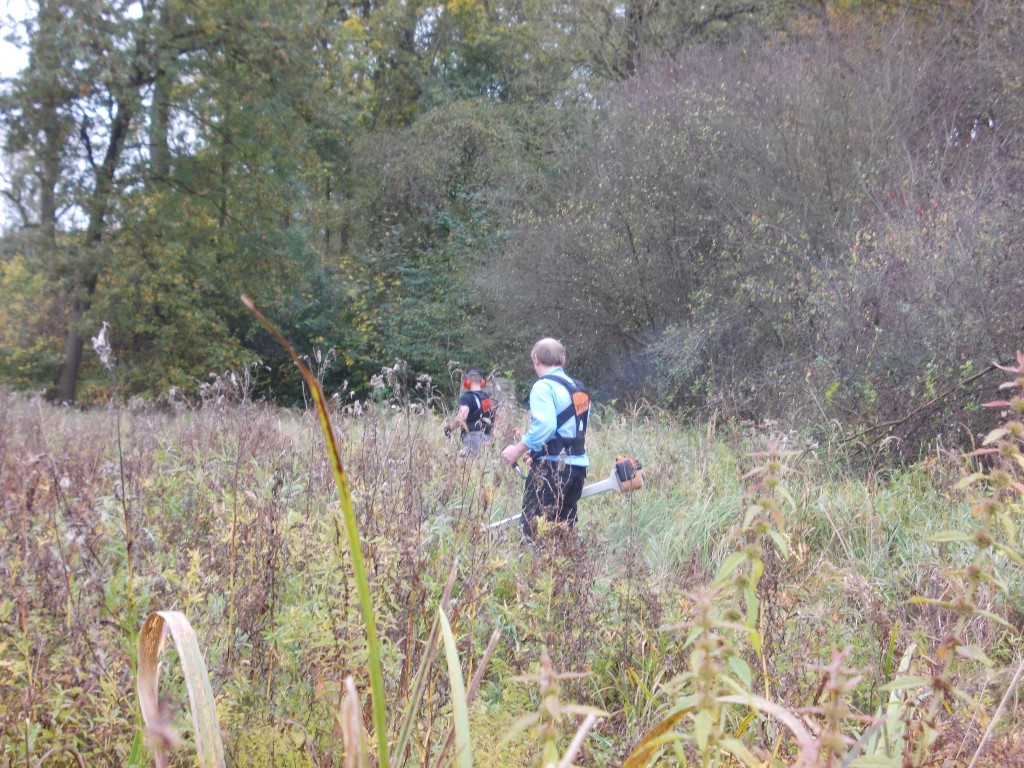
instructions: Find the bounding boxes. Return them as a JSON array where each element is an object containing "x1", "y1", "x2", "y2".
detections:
[{"x1": 1, "y1": 373, "x2": 1023, "y2": 766}]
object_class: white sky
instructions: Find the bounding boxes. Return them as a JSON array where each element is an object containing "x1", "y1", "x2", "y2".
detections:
[
  {"x1": 1, "y1": 0, "x2": 28, "y2": 230},
  {"x1": 1, "y1": 0, "x2": 28, "y2": 78}
]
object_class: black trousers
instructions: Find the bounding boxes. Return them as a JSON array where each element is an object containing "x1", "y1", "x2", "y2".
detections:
[{"x1": 521, "y1": 461, "x2": 587, "y2": 538}]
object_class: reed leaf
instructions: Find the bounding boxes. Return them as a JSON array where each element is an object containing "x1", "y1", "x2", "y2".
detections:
[
  {"x1": 620, "y1": 706, "x2": 692, "y2": 768},
  {"x1": 439, "y1": 607, "x2": 473, "y2": 768},
  {"x1": 394, "y1": 563, "x2": 459, "y2": 766},
  {"x1": 341, "y1": 675, "x2": 370, "y2": 768},
  {"x1": 242, "y1": 295, "x2": 390, "y2": 768},
  {"x1": 136, "y1": 611, "x2": 225, "y2": 768},
  {"x1": 434, "y1": 629, "x2": 501, "y2": 768}
]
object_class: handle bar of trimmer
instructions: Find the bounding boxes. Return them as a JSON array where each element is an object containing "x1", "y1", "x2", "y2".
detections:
[{"x1": 486, "y1": 457, "x2": 643, "y2": 530}]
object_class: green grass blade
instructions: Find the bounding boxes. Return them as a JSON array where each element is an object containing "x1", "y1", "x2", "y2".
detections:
[
  {"x1": 394, "y1": 563, "x2": 459, "y2": 766},
  {"x1": 242, "y1": 295, "x2": 390, "y2": 768},
  {"x1": 439, "y1": 608, "x2": 473, "y2": 768}
]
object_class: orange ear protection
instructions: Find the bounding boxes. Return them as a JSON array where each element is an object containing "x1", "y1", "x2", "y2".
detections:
[{"x1": 463, "y1": 369, "x2": 486, "y2": 389}]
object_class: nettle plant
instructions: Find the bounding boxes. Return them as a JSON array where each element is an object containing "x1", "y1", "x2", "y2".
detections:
[
  {"x1": 623, "y1": 365, "x2": 1024, "y2": 768},
  {"x1": 621, "y1": 439, "x2": 851, "y2": 767},
  {"x1": 890, "y1": 352, "x2": 1024, "y2": 765}
]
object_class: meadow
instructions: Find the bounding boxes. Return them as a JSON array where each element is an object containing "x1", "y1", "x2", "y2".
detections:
[{"x1": 2, "y1": 362, "x2": 1023, "y2": 767}]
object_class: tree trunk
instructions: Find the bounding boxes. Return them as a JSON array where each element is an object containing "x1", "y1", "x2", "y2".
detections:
[
  {"x1": 149, "y1": 5, "x2": 172, "y2": 180},
  {"x1": 52, "y1": 99, "x2": 134, "y2": 403},
  {"x1": 53, "y1": 297, "x2": 87, "y2": 403}
]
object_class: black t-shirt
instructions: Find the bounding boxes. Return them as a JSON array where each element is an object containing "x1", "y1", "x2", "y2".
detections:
[{"x1": 458, "y1": 390, "x2": 494, "y2": 433}]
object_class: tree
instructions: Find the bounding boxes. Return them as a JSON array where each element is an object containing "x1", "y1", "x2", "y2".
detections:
[
  {"x1": 3, "y1": 0, "x2": 369, "y2": 401},
  {"x1": 2, "y1": 0, "x2": 162, "y2": 401}
]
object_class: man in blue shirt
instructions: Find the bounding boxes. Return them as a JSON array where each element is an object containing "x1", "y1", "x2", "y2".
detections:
[{"x1": 501, "y1": 338, "x2": 590, "y2": 538}]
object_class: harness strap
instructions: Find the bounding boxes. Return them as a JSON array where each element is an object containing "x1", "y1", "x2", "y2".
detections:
[{"x1": 532, "y1": 375, "x2": 589, "y2": 458}]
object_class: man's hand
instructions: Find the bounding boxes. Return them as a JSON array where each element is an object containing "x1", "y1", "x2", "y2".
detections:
[
  {"x1": 443, "y1": 425, "x2": 452, "y2": 438},
  {"x1": 502, "y1": 441, "x2": 529, "y2": 466}
]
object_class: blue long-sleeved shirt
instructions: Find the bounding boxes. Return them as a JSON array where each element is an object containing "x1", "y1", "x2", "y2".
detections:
[{"x1": 521, "y1": 368, "x2": 590, "y2": 467}]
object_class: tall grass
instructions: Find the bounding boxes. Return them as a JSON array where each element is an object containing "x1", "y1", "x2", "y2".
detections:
[{"x1": 1, "y1": 352, "x2": 1022, "y2": 765}]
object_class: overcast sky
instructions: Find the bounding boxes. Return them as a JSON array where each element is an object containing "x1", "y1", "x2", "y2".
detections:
[
  {"x1": 1, "y1": 0, "x2": 27, "y2": 76},
  {"x1": 1, "y1": 0, "x2": 27, "y2": 230},
  {"x1": 1, "y1": 0, "x2": 28, "y2": 78}
]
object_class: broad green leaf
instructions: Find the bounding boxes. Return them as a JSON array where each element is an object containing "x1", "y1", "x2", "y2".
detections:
[
  {"x1": 563, "y1": 703, "x2": 611, "y2": 718},
  {"x1": 776, "y1": 484, "x2": 795, "y2": 509},
  {"x1": 728, "y1": 656, "x2": 753, "y2": 690},
  {"x1": 850, "y1": 756, "x2": 900, "y2": 767},
  {"x1": 993, "y1": 542, "x2": 1024, "y2": 567},
  {"x1": 682, "y1": 625, "x2": 703, "y2": 650},
  {"x1": 715, "y1": 551, "x2": 748, "y2": 584},
  {"x1": 745, "y1": 587, "x2": 759, "y2": 632},
  {"x1": 955, "y1": 473, "x2": 988, "y2": 489},
  {"x1": 768, "y1": 529, "x2": 789, "y2": 557},
  {"x1": 749, "y1": 558, "x2": 764, "y2": 591},
  {"x1": 996, "y1": 513, "x2": 1018, "y2": 545},
  {"x1": 973, "y1": 608, "x2": 1014, "y2": 629},
  {"x1": 907, "y1": 597, "x2": 957, "y2": 610}
]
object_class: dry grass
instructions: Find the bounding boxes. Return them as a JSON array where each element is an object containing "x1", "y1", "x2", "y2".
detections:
[{"x1": 1, "y1": 385, "x2": 1021, "y2": 766}]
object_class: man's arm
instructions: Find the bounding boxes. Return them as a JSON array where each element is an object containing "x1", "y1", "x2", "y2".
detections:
[
  {"x1": 502, "y1": 381, "x2": 556, "y2": 465},
  {"x1": 501, "y1": 440, "x2": 530, "y2": 466},
  {"x1": 445, "y1": 403, "x2": 471, "y2": 437}
]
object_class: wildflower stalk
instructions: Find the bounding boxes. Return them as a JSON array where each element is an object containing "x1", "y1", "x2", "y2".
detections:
[{"x1": 92, "y1": 321, "x2": 139, "y2": 656}]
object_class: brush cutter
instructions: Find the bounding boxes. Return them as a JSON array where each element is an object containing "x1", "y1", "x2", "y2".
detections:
[{"x1": 486, "y1": 456, "x2": 644, "y2": 530}]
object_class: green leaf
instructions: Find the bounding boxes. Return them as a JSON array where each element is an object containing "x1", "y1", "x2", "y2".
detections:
[
  {"x1": 243, "y1": 297, "x2": 390, "y2": 768},
  {"x1": 879, "y1": 675, "x2": 931, "y2": 692},
  {"x1": 125, "y1": 729, "x2": 146, "y2": 768},
  {"x1": 768, "y1": 529, "x2": 789, "y2": 557},
  {"x1": 926, "y1": 531, "x2": 973, "y2": 543},
  {"x1": 776, "y1": 484, "x2": 795, "y2": 509},
  {"x1": 728, "y1": 656, "x2": 753, "y2": 690},
  {"x1": 993, "y1": 542, "x2": 1024, "y2": 568},
  {"x1": 715, "y1": 551, "x2": 748, "y2": 584},
  {"x1": 973, "y1": 608, "x2": 1014, "y2": 630},
  {"x1": 955, "y1": 473, "x2": 988, "y2": 489},
  {"x1": 439, "y1": 608, "x2": 473, "y2": 768},
  {"x1": 850, "y1": 756, "x2": 901, "y2": 767},
  {"x1": 955, "y1": 644, "x2": 993, "y2": 666},
  {"x1": 719, "y1": 737, "x2": 762, "y2": 768},
  {"x1": 694, "y1": 709, "x2": 713, "y2": 751},
  {"x1": 907, "y1": 597, "x2": 957, "y2": 610}
]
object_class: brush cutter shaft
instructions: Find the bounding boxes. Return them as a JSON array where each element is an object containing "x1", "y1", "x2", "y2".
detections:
[
  {"x1": 487, "y1": 512, "x2": 524, "y2": 529},
  {"x1": 579, "y1": 471, "x2": 621, "y2": 498},
  {"x1": 486, "y1": 457, "x2": 644, "y2": 529}
]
